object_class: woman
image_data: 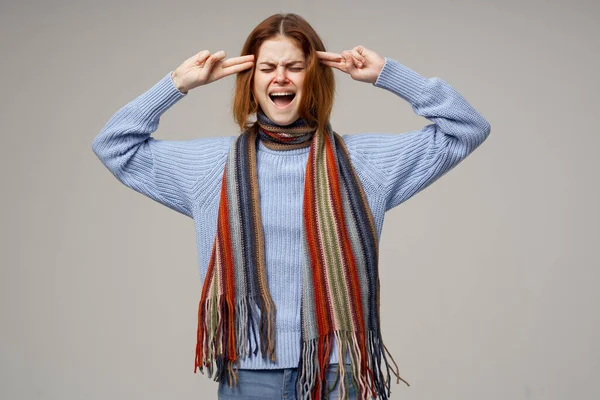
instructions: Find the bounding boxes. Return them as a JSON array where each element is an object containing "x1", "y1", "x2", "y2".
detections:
[{"x1": 92, "y1": 13, "x2": 490, "y2": 400}]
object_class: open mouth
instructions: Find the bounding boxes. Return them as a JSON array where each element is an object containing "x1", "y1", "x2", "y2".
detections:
[{"x1": 269, "y1": 92, "x2": 296, "y2": 108}]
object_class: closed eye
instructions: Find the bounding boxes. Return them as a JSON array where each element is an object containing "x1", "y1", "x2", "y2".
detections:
[{"x1": 260, "y1": 68, "x2": 302, "y2": 72}]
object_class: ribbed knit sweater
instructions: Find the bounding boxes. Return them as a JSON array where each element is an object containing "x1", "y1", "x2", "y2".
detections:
[{"x1": 92, "y1": 58, "x2": 491, "y2": 370}]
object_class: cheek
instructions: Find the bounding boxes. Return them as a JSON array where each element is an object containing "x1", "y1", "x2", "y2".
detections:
[
  {"x1": 253, "y1": 75, "x2": 269, "y2": 95},
  {"x1": 295, "y1": 73, "x2": 306, "y2": 93},
  {"x1": 294, "y1": 72, "x2": 306, "y2": 87}
]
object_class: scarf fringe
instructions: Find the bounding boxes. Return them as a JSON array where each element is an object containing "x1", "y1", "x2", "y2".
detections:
[
  {"x1": 296, "y1": 330, "x2": 409, "y2": 400},
  {"x1": 256, "y1": 296, "x2": 277, "y2": 362},
  {"x1": 194, "y1": 295, "x2": 276, "y2": 387}
]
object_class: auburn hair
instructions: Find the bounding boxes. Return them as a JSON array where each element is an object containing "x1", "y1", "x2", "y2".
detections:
[{"x1": 232, "y1": 13, "x2": 335, "y2": 133}]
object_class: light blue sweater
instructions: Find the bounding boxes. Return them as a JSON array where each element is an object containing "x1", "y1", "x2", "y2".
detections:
[{"x1": 92, "y1": 58, "x2": 491, "y2": 369}]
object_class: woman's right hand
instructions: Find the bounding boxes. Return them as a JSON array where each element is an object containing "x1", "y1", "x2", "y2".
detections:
[{"x1": 171, "y1": 50, "x2": 254, "y2": 94}]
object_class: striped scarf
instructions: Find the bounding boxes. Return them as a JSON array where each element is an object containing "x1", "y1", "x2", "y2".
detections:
[{"x1": 194, "y1": 112, "x2": 409, "y2": 399}]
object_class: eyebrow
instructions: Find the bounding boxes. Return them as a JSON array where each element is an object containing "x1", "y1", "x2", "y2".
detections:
[{"x1": 258, "y1": 60, "x2": 305, "y2": 67}]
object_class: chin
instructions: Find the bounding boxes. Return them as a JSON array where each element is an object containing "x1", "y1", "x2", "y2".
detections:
[
  {"x1": 260, "y1": 105, "x2": 300, "y2": 126},
  {"x1": 267, "y1": 113, "x2": 299, "y2": 126}
]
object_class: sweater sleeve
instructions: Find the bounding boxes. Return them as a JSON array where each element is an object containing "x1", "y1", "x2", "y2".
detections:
[
  {"x1": 344, "y1": 58, "x2": 491, "y2": 211},
  {"x1": 91, "y1": 72, "x2": 231, "y2": 218}
]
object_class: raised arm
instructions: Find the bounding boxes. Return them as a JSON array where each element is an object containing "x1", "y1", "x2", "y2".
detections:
[
  {"x1": 92, "y1": 51, "x2": 254, "y2": 217},
  {"x1": 319, "y1": 47, "x2": 491, "y2": 210}
]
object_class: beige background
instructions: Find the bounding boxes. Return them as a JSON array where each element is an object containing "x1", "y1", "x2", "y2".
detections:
[{"x1": 1, "y1": 0, "x2": 599, "y2": 399}]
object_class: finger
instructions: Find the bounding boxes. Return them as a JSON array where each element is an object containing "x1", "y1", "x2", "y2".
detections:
[
  {"x1": 343, "y1": 50, "x2": 363, "y2": 69},
  {"x1": 194, "y1": 50, "x2": 211, "y2": 67},
  {"x1": 219, "y1": 60, "x2": 255, "y2": 78},
  {"x1": 349, "y1": 49, "x2": 366, "y2": 66},
  {"x1": 206, "y1": 50, "x2": 227, "y2": 65},
  {"x1": 202, "y1": 51, "x2": 227, "y2": 74},
  {"x1": 341, "y1": 51, "x2": 358, "y2": 73},
  {"x1": 353, "y1": 45, "x2": 366, "y2": 55},
  {"x1": 220, "y1": 54, "x2": 255, "y2": 68},
  {"x1": 341, "y1": 51, "x2": 355, "y2": 65},
  {"x1": 319, "y1": 59, "x2": 347, "y2": 73},
  {"x1": 316, "y1": 51, "x2": 343, "y2": 61}
]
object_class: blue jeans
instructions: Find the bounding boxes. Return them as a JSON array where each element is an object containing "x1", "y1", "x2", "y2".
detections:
[{"x1": 217, "y1": 364, "x2": 358, "y2": 399}]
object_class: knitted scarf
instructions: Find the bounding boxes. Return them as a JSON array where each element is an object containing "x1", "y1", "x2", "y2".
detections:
[{"x1": 194, "y1": 112, "x2": 409, "y2": 399}]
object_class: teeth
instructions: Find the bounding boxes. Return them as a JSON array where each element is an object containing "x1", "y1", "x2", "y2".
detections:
[{"x1": 270, "y1": 92, "x2": 294, "y2": 96}]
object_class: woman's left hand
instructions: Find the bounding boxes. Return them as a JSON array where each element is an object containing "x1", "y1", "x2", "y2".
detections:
[{"x1": 317, "y1": 46, "x2": 385, "y2": 84}]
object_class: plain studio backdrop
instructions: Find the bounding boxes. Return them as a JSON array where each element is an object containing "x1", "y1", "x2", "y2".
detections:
[{"x1": 1, "y1": 0, "x2": 598, "y2": 399}]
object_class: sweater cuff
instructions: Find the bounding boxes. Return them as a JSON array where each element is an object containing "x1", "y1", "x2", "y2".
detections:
[
  {"x1": 133, "y1": 71, "x2": 187, "y2": 120},
  {"x1": 374, "y1": 58, "x2": 427, "y2": 106}
]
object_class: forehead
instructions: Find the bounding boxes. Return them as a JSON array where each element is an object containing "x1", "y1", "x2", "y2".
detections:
[{"x1": 256, "y1": 36, "x2": 305, "y2": 63}]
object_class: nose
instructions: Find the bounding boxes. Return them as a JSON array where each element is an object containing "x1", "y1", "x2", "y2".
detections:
[{"x1": 273, "y1": 66, "x2": 289, "y2": 84}]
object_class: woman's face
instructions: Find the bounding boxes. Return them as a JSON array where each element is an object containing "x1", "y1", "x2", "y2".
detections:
[{"x1": 253, "y1": 36, "x2": 306, "y2": 126}]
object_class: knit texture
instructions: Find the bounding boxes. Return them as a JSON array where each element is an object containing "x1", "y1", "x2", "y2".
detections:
[{"x1": 92, "y1": 58, "x2": 491, "y2": 371}]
